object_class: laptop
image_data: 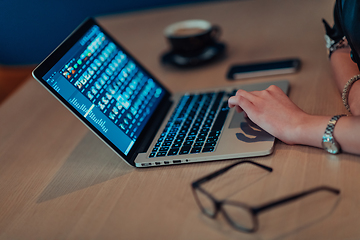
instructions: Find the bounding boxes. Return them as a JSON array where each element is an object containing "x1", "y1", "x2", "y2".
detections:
[{"x1": 32, "y1": 18, "x2": 289, "y2": 167}]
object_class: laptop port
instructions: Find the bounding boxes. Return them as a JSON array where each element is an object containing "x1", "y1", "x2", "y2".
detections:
[
  {"x1": 173, "y1": 160, "x2": 181, "y2": 164},
  {"x1": 155, "y1": 162, "x2": 161, "y2": 165},
  {"x1": 164, "y1": 161, "x2": 169, "y2": 164}
]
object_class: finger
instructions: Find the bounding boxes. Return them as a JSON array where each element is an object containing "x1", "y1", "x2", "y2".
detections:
[
  {"x1": 235, "y1": 105, "x2": 243, "y2": 113},
  {"x1": 262, "y1": 85, "x2": 287, "y2": 99},
  {"x1": 228, "y1": 95, "x2": 242, "y2": 107},
  {"x1": 228, "y1": 102, "x2": 243, "y2": 112},
  {"x1": 228, "y1": 99, "x2": 236, "y2": 108},
  {"x1": 228, "y1": 95, "x2": 257, "y2": 117},
  {"x1": 246, "y1": 90, "x2": 263, "y2": 97},
  {"x1": 266, "y1": 84, "x2": 283, "y2": 93},
  {"x1": 235, "y1": 89, "x2": 258, "y2": 103},
  {"x1": 228, "y1": 97, "x2": 247, "y2": 115},
  {"x1": 228, "y1": 96, "x2": 244, "y2": 113}
]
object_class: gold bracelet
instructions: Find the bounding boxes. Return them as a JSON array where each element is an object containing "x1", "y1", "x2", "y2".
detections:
[{"x1": 342, "y1": 74, "x2": 360, "y2": 114}]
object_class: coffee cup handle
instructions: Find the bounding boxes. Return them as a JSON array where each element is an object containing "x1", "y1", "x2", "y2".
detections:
[{"x1": 211, "y1": 25, "x2": 222, "y2": 41}]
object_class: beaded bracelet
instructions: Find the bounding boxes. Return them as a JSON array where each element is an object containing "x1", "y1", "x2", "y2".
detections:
[{"x1": 342, "y1": 74, "x2": 360, "y2": 114}]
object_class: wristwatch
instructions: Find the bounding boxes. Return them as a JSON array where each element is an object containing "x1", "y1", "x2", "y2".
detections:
[{"x1": 322, "y1": 115, "x2": 346, "y2": 154}]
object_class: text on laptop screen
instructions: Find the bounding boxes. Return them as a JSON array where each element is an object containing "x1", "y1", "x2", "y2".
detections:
[{"x1": 42, "y1": 25, "x2": 165, "y2": 155}]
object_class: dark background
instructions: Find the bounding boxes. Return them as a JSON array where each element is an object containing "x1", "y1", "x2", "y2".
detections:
[{"x1": 0, "y1": 0, "x2": 220, "y2": 65}]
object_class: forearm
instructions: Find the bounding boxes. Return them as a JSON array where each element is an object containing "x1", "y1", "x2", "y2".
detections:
[
  {"x1": 296, "y1": 114, "x2": 360, "y2": 155},
  {"x1": 334, "y1": 116, "x2": 360, "y2": 155},
  {"x1": 330, "y1": 48, "x2": 360, "y2": 115}
]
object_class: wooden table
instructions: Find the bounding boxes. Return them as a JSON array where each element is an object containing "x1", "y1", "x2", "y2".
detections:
[{"x1": 1, "y1": 0, "x2": 359, "y2": 239}]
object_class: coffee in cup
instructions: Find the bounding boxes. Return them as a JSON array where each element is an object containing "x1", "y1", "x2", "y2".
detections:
[{"x1": 164, "y1": 19, "x2": 221, "y2": 56}]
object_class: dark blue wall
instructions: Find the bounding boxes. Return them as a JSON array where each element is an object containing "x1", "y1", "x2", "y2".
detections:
[{"x1": 0, "y1": 0, "x2": 212, "y2": 65}]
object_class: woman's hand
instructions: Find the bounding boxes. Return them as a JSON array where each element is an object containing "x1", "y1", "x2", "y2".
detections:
[{"x1": 228, "y1": 85, "x2": 324, "y2": 146}]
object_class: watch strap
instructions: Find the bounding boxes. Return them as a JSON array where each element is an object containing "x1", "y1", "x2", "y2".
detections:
[{"x1": 322, "y1": 114, "x2": 346, "y2": 154}]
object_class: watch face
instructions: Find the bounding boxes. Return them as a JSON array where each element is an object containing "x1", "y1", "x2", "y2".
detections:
[{"x1": 322, "y1": 141, "x2": 339, "y2": 154}]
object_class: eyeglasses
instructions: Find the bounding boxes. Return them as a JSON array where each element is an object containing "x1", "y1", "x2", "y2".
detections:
[{"x1": 191, "y1": 160, "x2": 340, "y2": 233}]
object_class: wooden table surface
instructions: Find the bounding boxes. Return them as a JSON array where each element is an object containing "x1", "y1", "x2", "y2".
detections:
[{"x1": 1, "y1": 0, "x2": 359, "y2": 239}]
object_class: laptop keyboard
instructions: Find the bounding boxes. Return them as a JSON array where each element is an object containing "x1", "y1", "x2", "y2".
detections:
[{"x1": 149, "y1": 91, "x2": 231, "y2": 158}]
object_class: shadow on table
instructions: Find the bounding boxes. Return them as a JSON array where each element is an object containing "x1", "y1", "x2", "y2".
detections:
[{"x1": 37, "y1": 132, "x2": 133, "y2": 203}]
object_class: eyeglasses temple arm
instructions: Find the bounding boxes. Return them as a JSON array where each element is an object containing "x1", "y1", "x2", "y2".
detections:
[
  {"x1": 252, "y1": 186, "x2": 340, "y2": 214},
  {"x1": 192, "y1": 160, "x2": 272, "y2": 186}
]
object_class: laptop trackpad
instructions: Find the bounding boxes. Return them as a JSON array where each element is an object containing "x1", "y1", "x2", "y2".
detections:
[{"x1": 228, "y1": 111, "x2": 273, "y2": 142}]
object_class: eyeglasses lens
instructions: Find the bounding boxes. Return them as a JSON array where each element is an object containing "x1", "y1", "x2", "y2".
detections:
[
  {"x1": 194, "y1": 188, "x2": 216, "y2": 217},
  {"x1": 222, "y1": 203, "x2": 254, "y2": 231}
]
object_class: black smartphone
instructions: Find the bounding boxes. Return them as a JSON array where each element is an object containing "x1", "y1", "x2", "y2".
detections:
[{"x1": 227, "y1": 58, "x2": 301, "y2": 80}]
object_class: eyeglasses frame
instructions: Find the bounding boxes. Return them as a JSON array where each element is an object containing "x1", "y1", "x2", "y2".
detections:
[{"x1": 191, "y1": 160, "x2": 340, "y2": 233}]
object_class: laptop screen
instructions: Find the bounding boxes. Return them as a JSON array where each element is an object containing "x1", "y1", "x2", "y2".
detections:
[{"x1": 38, "y1": 20, "x2": 167, "y2": 158}]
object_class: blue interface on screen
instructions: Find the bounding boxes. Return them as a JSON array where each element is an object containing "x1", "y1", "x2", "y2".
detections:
[{"x1": 43, "y1": 25, "x2": 165, "y2": 155}]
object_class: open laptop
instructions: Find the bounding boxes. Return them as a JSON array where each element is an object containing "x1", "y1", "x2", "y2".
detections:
[{"x1": 32, "y1": 18, "x2": 289, "y2": 167}]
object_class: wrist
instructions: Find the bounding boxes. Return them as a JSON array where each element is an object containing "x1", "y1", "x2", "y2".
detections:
[{"x1": 295, "y1": 115, "x2": 331, "y2": 148}]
